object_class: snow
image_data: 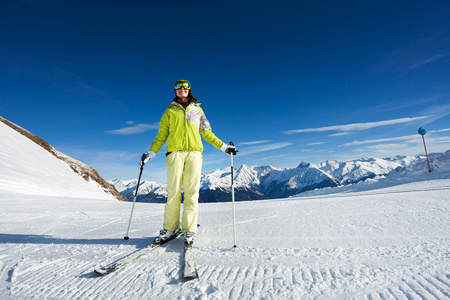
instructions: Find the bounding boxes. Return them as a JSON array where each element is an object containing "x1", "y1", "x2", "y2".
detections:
[
  {"x1": 0, "y1": 121, "x2": 115, "y2": 200},
  {"x1": 111, "y1": 179, "x2": 167, "y2": 198},
  {"x1": 1, "y1": 121, "x2": 450, "y2": 299}
]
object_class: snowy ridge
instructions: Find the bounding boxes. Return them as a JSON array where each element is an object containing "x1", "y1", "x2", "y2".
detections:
[
  {"x1": 260, "y1": 163, "x2": 340, "y2": 198},
  {"x1": 110, "y1": 179, "x2": 168, "y2": 202},
  {"x1": 0, "y1": 117, "x2": 123, "y2": 200},
  {"x1": 111, "y1": 152, "x2": 449, "y2": 202},
  {"x1": 315, "y1": 156, "x2": 410, "y2": 184}
]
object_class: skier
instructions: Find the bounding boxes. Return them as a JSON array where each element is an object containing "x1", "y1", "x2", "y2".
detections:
[{"x1": 140, "y1": 79, "x2": 236, "y2": 246}]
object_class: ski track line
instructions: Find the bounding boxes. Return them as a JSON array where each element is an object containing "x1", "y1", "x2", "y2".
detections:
[
  {"x1": 80, "y1": 266, "x2": 136, "y2": 299},
  {"x1": 195, "y1": 263, "x2": 450, "y2": 300},
  {"x1": 429, "y1": 276, "x2": 450, "y2": 298},
  {"x1": 413, "y1": 274, "x2": 449, "y2": 299},
  {"x1": 98, "y1": 260, "x2": 150, "y2": 296},
  {"x1": 11, "y1": 259, "x2": 91, "y2": 299},
  {"x1": 76, "y1": 261, "x2": 128, "y2": 300},
  {"x1": 4, "y1": 250, "x2": 450, "y2": 299},
  {"x1": 49, "y1": 263, "x2": 95, "y2": 299},
  {"x1": 364, "y1": 274, "x2": 450, "y2": 300},
  {"x1": 67, "y1": 274, "x2": 97, "y2": 299},
  {"x1": 237, "y1": 268, "x2": 255, "y2": 299},
  {"x1": 199, "y1": 264, "x2": 298, "y2": 299},
  {"x1": 386, "y1": 286, "x2": 409, "y2": 300},
  {"x1": 83, "y1": 251, "x2": 181, "y2": 299},
  {"x1": 98, "y1": 270, "x2": 139, "y2": 299},
  {"x1": 228, "y1": 267, "x2": 246, "y2": 298}
]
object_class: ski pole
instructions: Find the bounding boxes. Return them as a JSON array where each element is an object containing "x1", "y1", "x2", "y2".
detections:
[
  {"x1": 124, "y1": 164, "x2": 144, "y2": 240},
  {"x1": 229, "y1": 142, "x2": 238, "y2": 248}
]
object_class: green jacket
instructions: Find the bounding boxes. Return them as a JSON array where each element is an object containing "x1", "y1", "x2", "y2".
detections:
[{"x1": 149, "y1": 102, "x2": 224, "y2": 154}]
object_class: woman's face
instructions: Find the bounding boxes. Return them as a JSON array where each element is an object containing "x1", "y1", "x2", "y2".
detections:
[{"x1": 175, "y1": 87, "x2": 190, "y2": 99}]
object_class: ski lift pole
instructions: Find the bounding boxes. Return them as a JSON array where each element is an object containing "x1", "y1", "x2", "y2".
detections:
[
  {"x1": 418, "y1": 127, "x2": 431, "y2": 173},
  {"x1": 229, "y1": 142, "x2": 238, "y2": 248},
  {"x1": 124, "y1": 164, "x2": 144, "y2": 240}
]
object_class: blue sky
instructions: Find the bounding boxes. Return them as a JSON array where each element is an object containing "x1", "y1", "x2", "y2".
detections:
[{"x1": 1, "y1": 1, "x2": 450, "y2": 183}]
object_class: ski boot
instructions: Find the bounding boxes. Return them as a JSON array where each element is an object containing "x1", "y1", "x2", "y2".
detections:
[
  {"x1": 154, "y1": 229, "x2": 175, "y2": 244},
  {"x1": 184, "y1": 232, "x2": 195, "y2": 246}
]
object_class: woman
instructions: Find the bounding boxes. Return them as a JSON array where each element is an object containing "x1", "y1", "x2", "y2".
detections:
[{"x1": 140, "y1": 79, "x2": 236, "y2": 245}]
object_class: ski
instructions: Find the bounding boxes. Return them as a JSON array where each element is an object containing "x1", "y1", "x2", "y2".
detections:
[
  {"x1": 94, "y1": 229, "x2": 183, "y2": 276},
  {"x1": 183, "y1": 242, "x2": 199, "y2": 280}
]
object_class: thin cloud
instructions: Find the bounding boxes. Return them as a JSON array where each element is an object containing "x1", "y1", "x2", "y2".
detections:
[
  {"x1": 433, "y1": 136, "x2": 450, "y2": 144},
  {"x1": 362, "y1": 97, "x2": 440, "y2": 114},
  {"x1": 431, "y1": 128, "x2": 450, "y2": 133},
  {"x1": 342, "y1": 125, "x2": 450, "y2": 148},
  {"x1": 340, "y1": 134, "x2": 418, "y2": 147},
  {"x1": 240, "y1": 140, "x2": 272, "y2": 145},
  {"x1": 106, "y1": 123, "x2": 159, "y2": 135},
  {"x1": 420, "y1": 104, "x2": 450, "y2": 125},
  {"x1": 329, "y1": 132, "x2": 352, "y2": 137},
  {"x1": 239, "y1": 142, "x2": 293, "y2": 156},
  {"x1": 282, "y1": 116, "x2": 431, "y2": 135},
  {"x1": 307, "y1": 142, "x2": 326, "y2": 146},
  {"x1": 408, "y1": 54, "x2": 448, "y2": 69},
  {"x1": 254, "y1": 154, "x2": 286, "y2": 162}
]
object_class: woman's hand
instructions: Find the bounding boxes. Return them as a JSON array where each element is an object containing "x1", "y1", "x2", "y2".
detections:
[
  {"x1": 220, "y1": 144, "x2": 237, "y2": 155},
  {"x1": 139, "y1": 151, "x2": 156, "y2": 166}
]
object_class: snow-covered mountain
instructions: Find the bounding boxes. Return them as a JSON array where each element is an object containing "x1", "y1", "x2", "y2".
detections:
[
  {"x1": 111, "y1": 151, "x2": 449, "y2": 202},
  {"x1": 0, "y1": 117, "x2": 125, "y2": 200},
  {"x1": 110, "y1": 179, "x2": 167, "y2": 203}
]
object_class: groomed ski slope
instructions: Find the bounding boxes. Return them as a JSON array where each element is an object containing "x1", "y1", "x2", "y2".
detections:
[{"x1": 1, "y1": 176, "x2": 449, "y2": 299}]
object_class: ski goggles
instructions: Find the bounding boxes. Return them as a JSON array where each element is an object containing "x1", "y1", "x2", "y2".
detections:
[{"x1": 174, "y1": 80, "x2": 191, "y2": 90}]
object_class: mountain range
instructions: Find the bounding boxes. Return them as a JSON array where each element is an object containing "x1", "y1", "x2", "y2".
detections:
[{"x1": 110, "y1": 151, "x2": 448, "y2": 202}]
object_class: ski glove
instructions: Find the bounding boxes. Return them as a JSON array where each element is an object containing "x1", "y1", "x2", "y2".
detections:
[
  {"x1": 139, "y1": 151, "x2": 156, "y2": 166},
  {"x1": 220, "y1": 143, "x2": 237, "y2": 155}
]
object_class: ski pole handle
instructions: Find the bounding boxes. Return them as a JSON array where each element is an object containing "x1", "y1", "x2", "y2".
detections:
[{"x1": 228, "y1": 141, "x2": 237, "y2": 156}]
